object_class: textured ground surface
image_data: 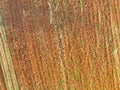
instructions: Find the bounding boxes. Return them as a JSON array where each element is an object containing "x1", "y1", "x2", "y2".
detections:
[{"x1": 0, "y1": 0, "x2": 120, "y2": 90}]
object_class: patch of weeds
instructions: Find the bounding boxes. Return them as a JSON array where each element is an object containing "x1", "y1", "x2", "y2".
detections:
[
  {"x1": 79, "y1": 0, "x2": 85, "y2": 10},
  {"x1": 69, "y1": 60, "x2": 73, "y2": 64},
  {"x1": 96, "y1": 22, "x2": 103, "y2": 30},
  {"x1": 113, "y1": 24, "x2": 119, "y2": 30},
  {"x1": 61, "y1": 66, "x2": 66, "y2": 72},
  {"x1": 104, "y1": 6, "x2": 113, "y2": 12},
  {"x1": 24, "y1": 8, "x2": 29, "y2": 15},
  {"x1": 77, "y1": 67, "x2": 81, "y2": 72},
  {"x1": 69, "y1": 86, "x2": 74, "y2": 90},
  {"x1": 0, "y1": 56, "x2": 2, "y2": 62},
  {"x1": 0, "y1": 21, "x2": 2, "y2": 26},
  {"x1": 69, "y1": 58, "x2": 78, "y2": 64},
  {"x1": 104, "y1": 42, "x2": 109, "y2": 48},
  {"x1": 109, "y1": 37, "x2": 112, "y2": 41},
  {"x1": 104, "y1": 6, "x2": 110, "y2": 12},
  {"x1": 73, "y1": 68, "x2": 81, "y2": 81},
  {"x1": 93, "y1": 53, "x2": 97, "y2": 58},
  {"x1": 73, "y1": 58, "x2": 78, "y2": 64},
  {"x1": 119, "y1": 6, "x2": 120, "y2": 15},
  {"x1": 80, "y1": 41, "x2": 85, "y2": 46},
  {"x1": 109, "y1": 6, "x2": 113, "y2": 12},
  {"x1": 100, "y1": 31, "x2": 104, "y2": 34},
  {"x1": 63, "y1": 2, "x2": 68, "y2": 9},
  {"x1": 112, "y1": 48, "x2": 118, "y2": 55},
  {"x1": 60, "y1": 79, "x2": 65, "y2": 84},
  {"x1": 57, "y1": 86, "x2": 64, "y2": 90},
  {"x1": 80, "y1": 17, "x2": 86, "y2": 23},
  {"x1": 74, "y1": 50, "x2": 77, "y2": 54}
]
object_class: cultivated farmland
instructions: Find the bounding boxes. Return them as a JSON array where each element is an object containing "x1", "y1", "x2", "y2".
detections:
[{"x1": 0, "y1": 0, "x2": 120, "y2": 90}]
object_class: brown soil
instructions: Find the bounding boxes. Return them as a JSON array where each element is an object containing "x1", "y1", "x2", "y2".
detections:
[{"x1": 0, "y1": 0, "x2": 120, "y2": 90}]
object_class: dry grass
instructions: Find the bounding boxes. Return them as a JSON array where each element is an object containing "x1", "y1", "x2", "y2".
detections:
[{"x1": 0, "y1": 0, "x2": 120, "y2": 90}]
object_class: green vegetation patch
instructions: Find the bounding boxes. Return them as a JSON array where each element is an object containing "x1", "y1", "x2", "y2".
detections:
[
  {"x1": 60, "y1": 79, "x2": 65, "y2": 84},
  {"x1": 79, "y1": 0, "x2": 85, "y2": 10}
]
